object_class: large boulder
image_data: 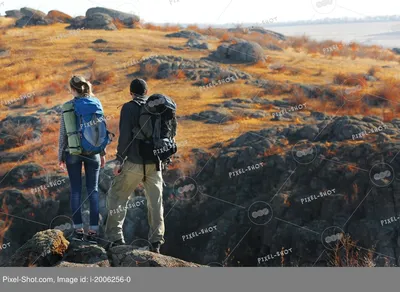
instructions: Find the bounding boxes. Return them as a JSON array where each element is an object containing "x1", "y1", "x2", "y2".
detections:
[
  {"x1": 67, "y1": 7, "x2": 140, "y2": 30},
  {"x1": 47, "y1": 10, "x2": 73, "y2": 23},
  {"x1": 210, "y1": 41, "x2": 265, "y2": 64},
  {"x1": 85, "y1": 13, "x2": 117, "y2": 30},
  {"x1": 20, "y1": 7, "x2": 47, "y2": 18},
  {"x1": 86, "y1": 7, "x2": 139, "y2": 25},
  {"x1": 4, "y1": 230, "x2": 69, "y2": 267},
  {"x1": 5, "y1": 10, "x2": 23, "y2": 18},
  {"x1": 15, "y1": 8, "x2": 52, "y2": 27}
]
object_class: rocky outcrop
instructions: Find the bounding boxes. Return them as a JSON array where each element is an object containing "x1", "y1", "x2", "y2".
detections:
[
  {"x1": 4, "y1": 230, "x2": 69, "y2": 267},
  {"x1": 67, "y1": 7, "x2": 140, "y2": 30},
  {"x1": 392, "y1": 48, "x2": 400, "y2": 55},
  {"x1": 166, "y1": 30, "x2": 205, "y2": 40},
  {"x1": 139, "y1": 55, "x2": 252, "y2": 81},
  {"x1": 9, "y1": 7, "x2": 72, "y2": 26},
  {"x1": 2, "y1": 100, "x2": 400, "y2": 267},
  {"x1": 86, "y1": 7, "x2": 139, "y2": 26},
  {"x1": 2, "y1": 230, "x2": 202, "y2": 267},
  {"x1": 210, "y1": 41, "x2": 266, "y2": 64},
  {"x1": 15, "y1": 8, "x2": 53, "y2": 27}
]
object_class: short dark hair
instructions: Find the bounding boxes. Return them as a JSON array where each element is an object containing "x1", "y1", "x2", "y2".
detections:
[{"x1": 130, "y1": 79, "x2": 148, "y2": 96}]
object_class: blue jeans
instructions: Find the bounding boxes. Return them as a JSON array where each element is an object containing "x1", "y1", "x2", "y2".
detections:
[{"x1": 66, "y1": 153, "x2": 100, "y2": 230}]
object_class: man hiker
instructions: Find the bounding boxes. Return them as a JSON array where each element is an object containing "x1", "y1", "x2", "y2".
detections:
[{"x1": 105, "y1": 79, "x2": 167, "y2": 253}]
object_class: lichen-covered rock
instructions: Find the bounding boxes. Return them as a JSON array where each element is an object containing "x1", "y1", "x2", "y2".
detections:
[
  {"x1": 5, "y1": 230, "x2": 69, "y2": 267},
  {"x1": 47, "y1": 10, "x2": 73, "y2": 23}
]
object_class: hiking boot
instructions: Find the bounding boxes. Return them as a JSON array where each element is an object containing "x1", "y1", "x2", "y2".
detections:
[
  {"x1": 106, "y1": 239, "x2": 126, "y2": 250},
  {"x1": 151, "y1": 242, "x2": 162, "y2": 254},
  {"x1": 72, "y1": 229, "x2": 84, "y2": 241},
  {"x1": 85, "y1": 231, "x2": 99, "y2": 244}
]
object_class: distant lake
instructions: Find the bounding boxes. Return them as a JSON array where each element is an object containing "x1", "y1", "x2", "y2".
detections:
[{"x1": 268, "y1": 22, "x2": 400, "y2": 48}]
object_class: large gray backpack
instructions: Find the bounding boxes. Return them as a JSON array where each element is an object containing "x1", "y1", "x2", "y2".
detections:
[{"x1": 132, "y1": 94, "x2": 177, "y2": 174}]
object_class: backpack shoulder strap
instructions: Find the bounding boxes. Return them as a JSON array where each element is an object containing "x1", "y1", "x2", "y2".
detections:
[{"x1": 131, "y1": 98, "x2": 147, "y2": 107}]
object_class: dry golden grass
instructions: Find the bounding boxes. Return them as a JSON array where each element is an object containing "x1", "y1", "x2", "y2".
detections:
[
  {"x1": 0, "y1": 21, "x2": 399, "y2": 176},
  {"x1": 373, "y1": 78, "x2": 400, "y2": 104},
  {"x1": 222, "y1": 87, "x2": 242, "y2": 98},
  {"x1": 329, "y1": 234, "x2": 376, "y2": 267},
  {"x1": 333, "y1": 73, "x2": 367, "y2": 86}
]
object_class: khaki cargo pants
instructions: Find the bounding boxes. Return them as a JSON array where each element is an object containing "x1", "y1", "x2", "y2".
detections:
[{"x1": 105, "y1": 160, "x2": 165, "y2": 244}]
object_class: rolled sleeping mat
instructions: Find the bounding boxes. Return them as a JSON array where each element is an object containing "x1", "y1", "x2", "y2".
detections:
[{"x1": 61, "y1": 102, "x2": 82, "y2": 155}]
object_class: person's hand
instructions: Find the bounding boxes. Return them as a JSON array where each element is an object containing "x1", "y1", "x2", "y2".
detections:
[
  {"x1": 100, "y1": 156, "x2": 106, "y2": 168},
  {"x1": 59, "y1": 161, "x2": 66, "y2": 171},
  {"x1": 113, "y1": 161, "x2": 123, "y2": 176}
]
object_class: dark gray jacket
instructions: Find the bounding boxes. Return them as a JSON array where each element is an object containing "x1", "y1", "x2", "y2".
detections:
[{"x1": 116, "y1": 97, "x2": 154, "y2": 165}]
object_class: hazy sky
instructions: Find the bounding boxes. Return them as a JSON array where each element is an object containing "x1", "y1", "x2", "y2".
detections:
[{"x1": 1, "y1": 0, "x2": 398, "y2": 24}]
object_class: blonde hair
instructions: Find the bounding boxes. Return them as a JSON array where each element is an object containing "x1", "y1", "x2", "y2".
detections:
[{"x1": 70, "y1": 76, "x2": 93, "y2": 96}]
